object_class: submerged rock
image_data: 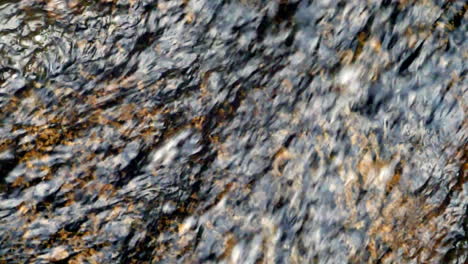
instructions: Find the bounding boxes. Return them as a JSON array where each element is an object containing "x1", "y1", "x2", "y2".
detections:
[{"x1": 0, "y1": 0, "x2": 466, "y2": 263}]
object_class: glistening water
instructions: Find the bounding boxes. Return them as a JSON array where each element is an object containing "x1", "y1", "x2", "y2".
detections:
[{"x1": 0, "y1": 0, "x2": 466, "y2": 263}]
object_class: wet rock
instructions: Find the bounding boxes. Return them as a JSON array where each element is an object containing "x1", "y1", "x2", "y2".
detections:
[
  {"x1": 38, "y1": 246, "x2": 70, "y2": 262},
  {"x1": 0, "y1": 0, "x2": 466, "y2": 263}
]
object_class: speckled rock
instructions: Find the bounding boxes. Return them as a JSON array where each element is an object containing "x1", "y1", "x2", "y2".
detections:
[{"x1": 0, "y1": 0, "x2": 466, "y2": 263}]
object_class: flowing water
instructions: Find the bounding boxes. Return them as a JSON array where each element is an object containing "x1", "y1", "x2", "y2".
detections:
[{"x1": 0, "y1": 0, "x2": 466, "y2": 263}]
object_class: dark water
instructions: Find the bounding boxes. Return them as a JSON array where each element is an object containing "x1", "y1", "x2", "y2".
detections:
[{"x1": 0, "y1": 0, "x2": 466, "y2": 263}]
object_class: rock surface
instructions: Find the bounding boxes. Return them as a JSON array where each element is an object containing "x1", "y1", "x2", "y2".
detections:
[{"x1": 0, "y1": 0, "x2": 466, "y2": 263}]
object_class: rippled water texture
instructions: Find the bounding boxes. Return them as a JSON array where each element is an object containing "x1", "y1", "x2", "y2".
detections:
[{"x1": 0, "y1": 0, "x2": 466, "y2": 263}]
